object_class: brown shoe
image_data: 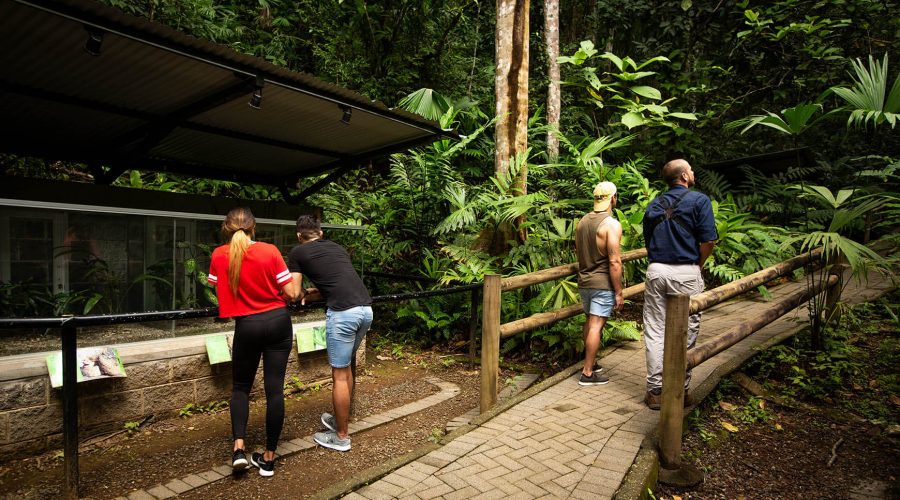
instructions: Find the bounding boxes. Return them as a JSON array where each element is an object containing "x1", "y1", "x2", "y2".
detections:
[{"x1": 644, "y1": 390, "x2": 660, "y2": 410}]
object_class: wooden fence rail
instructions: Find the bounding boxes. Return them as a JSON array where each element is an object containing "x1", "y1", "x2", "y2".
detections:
[
  {"x1": 657, "y1": 263, "x2": 839, "y2": 486},
  {"x1": 480, "y1": 248, "x2": 648, "y2": 412},
  {"x1": 478, "y1": 246, "x2": 839, "y2": 493}
]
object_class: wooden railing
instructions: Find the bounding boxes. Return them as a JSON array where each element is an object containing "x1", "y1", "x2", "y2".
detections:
[
  {"x1": 477, "y1": 245, "x2": 836, "y2": 486},
  {"x1": 480, "y1": 248, "x2": 648, "y2": 412},
  {"x1": 657, "y1": 248, "x2": 834, "y2": 485}
]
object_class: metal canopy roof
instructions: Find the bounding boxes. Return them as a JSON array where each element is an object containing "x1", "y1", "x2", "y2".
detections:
[{"x1": 0, "y1": 0, "x2": 453, "y2": 192}]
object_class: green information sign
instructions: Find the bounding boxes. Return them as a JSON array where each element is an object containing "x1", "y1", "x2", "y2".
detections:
[
  {"x1": 206, "y1": 334, "x2": 233, "y2": 364},
  {"x1": 295, "y1": 325, "x2": 326, "y2": 353}
]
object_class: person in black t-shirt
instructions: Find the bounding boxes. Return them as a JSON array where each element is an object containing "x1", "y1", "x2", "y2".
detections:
[{"x1": 288, "y1": 215, "x2": 372, "y2": 452}]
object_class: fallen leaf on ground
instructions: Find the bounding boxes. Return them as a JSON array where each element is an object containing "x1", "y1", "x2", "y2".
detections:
[
  {"x1": 719, "y1": 401, "x2": 737, "y2": 411},
  {"x1": 774, "y1": 423, "x2": 783, "y2": 431},
  {"x1": 758, "y1": 399, "x2": 766, "y2": 409},
  {"x1": 376, "y1": 355, "x2": 391, "y2": 361},
  {"x1": 852, "y1": 383, "x2": 864, "y2": 391},
  {"x1": 869, "y1": 379, "x2": 879, "y2": 389},
  {"x1": 673, "y1": 496, "x2": 683, "y2": 500},
  {"x1": 721, "y1": 421, "x2": 739, "y2": 433},
  {"x1": 891, "y1": 395, "x2": 900, "y2": 406}
]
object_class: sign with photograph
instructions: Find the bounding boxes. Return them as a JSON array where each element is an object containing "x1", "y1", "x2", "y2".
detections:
[
  {"x1": 46, "y1": 347, "x2": 127, "y2": 388},
  {"x1": 295, "y1": 325, "x2": 326, "y2": 353},
  {"x1": 206, "y1": 334, "x2": 234, "y2": 364}
]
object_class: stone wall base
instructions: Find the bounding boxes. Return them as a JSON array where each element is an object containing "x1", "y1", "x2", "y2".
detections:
[{"x1": 0, "y1": 320, "x2": 364, "y2": 459}]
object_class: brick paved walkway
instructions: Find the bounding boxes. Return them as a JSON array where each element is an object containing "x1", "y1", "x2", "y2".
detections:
[{"x1": 343, "y1": 274, "x2": 894, "y2": 500}]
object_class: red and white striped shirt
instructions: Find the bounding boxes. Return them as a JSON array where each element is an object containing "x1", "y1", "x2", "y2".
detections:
[{"x1": 208, "y1": 241, "x2": 292, "y2": 318}]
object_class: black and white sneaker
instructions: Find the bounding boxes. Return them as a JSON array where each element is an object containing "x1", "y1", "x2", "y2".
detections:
[
  {"x1": 232, "y1": 449, "x2": 249, "y2": 471},
  {"x1": 321, "y1": 412, "x2": 337, "y2": 432},
  {"x1": 578, "y1": 371, "x2": 610, "y2": 386},
  {"x1": 250, "y1": 452, "x2": 275, "y2": 477}
]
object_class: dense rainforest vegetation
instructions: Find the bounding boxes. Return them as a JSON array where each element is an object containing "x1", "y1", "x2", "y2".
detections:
[{"x1": 3, "y1": 0, "x2": 899, "y2": 362}]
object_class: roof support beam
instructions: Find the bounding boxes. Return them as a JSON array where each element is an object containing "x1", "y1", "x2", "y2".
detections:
[
  {"x1": 113, "y1": 74, "x2": 257, "y2": 159},
  {"x1": 289, "y1": 163, "x2": 358, "y2": 203},
  {"x1": 291, "y1": 133, "x2": 442, "y2": 180}
]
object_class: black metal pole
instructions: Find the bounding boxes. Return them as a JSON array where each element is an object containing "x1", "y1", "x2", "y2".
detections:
[
  {"x1": 469, "y1": 287, "x2": 480, "y2": 367},
  {"x1": 61, "y1": 325, "x2": 79, "y2": 499}
]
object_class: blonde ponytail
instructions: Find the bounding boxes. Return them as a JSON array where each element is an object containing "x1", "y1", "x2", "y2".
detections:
[
  {"x1": 228, "y1": 229, "x2": 251, "y2": 295},
  {"x1": 221, "y1": 207, "x2": 257, "y2": 296}
]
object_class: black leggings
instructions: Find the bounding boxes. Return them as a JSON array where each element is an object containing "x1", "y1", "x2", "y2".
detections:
[{"x1": 231, "y1": 307, "x2": 292, "y2": 451}]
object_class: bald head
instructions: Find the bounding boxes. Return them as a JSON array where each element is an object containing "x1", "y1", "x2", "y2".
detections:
[{"x1": 662, "y1": 159, "x2": 694, "y2": 187}]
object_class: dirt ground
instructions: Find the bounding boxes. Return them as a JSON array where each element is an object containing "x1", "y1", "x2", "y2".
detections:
[
  {"x1": 656, "y1": 398, "x2": 900, "y2": 499},
  {"x1": 0, "y1": 346, "x2": 517, "y2": 500}
]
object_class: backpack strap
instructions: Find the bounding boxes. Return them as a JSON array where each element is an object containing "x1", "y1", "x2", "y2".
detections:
[{"x1": 647, "y1": 190, "x2": 693, "y2": 245}]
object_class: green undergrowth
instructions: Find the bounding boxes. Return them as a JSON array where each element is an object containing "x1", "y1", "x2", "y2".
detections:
[
  {"x1": 685, "y1": 290, "x2": 899, "y2": 450},
  {"x1": 744, "y1": 290, "x2": 900, "y2": 427}
]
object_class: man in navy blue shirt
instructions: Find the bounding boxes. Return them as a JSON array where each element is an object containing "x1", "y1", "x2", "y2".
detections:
[{"x1": 642, "y1": 159, "x2": 718, "y2": 410}]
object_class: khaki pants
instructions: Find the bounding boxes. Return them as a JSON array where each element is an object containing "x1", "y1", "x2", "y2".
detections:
[{"x1": 643, "y1": 262, "x2": 704, "y2": 392}]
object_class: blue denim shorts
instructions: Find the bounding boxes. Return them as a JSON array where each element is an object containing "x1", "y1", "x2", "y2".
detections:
[
  {"x1": 579, "y1": 289, "x2": 615, "y2": 318},
  {"x1": 325, "y1": 306, "x2": 373, "y2": 368}
]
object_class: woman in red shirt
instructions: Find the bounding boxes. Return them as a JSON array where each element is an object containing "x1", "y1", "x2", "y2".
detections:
[{"x1": 208, "y1": 207, "x2": 298, "y2": 477}]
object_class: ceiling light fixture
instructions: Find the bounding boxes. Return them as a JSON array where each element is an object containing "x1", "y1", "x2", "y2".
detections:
[
  {"x1": 248, "y1": 75, "x2": 265, "y2": 109},
  {"x1": 340, "y1": 105, "x2": 352, "y2": 125},
  {"x1": 84, "y1": 27, "x2": 104, "y2": 56}
]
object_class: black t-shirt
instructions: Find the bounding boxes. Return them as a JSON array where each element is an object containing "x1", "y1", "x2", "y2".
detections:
[{"x1": 287, "y1": 240, "x2": 372, "y2": 311}]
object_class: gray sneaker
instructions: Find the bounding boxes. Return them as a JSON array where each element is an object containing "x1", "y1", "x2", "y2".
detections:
[
  {"x1": 578, "y1": 371, "x2": 610, "y2": 386},
  {"x1": 321, "y1": 412, "x2": 336, "y2": 432},
  {"x1": 314, "y1": 431, "x2": 351, "y2": 452}
]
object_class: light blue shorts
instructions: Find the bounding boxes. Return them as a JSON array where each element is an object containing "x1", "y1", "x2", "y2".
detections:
[
  {"x1": 325, "y1": 306, "x2": 373, "y2": 368},
  {"x1": 579, "y1": 289, "x2": 615, "y2": 318}
]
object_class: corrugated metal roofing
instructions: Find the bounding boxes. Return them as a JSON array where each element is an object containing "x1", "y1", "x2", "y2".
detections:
[{"x1": 0, "y1": 0, "x2": 453, "y2": 188}]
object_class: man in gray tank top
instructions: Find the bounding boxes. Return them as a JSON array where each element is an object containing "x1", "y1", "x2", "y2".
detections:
[{"x1": 574, "y1": 181, "x2": 624, "y2": 385}]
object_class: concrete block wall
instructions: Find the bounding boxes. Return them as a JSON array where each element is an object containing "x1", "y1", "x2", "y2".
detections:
[{"x1": 0, "y1": 321, "x2": 364, "y2": 457}]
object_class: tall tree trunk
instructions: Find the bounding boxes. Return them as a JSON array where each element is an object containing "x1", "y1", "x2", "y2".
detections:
[
  {"x1": 495, "y1": 0, "x2": 529, "y2": 192},
  {"x1": 493, "y1": 0, "x2": 530, "y2": 247},
  {"x1": 544, "y1": 0, "x2": 560, "y2": 162}
]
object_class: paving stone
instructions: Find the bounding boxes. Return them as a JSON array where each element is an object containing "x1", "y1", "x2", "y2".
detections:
[
  {"x1": 381, "y1": 471, "x2": 420, "y2": 491},
  {"x1": 278, "y1": 441, "x2": 301, "y2": 454},
  {"x1": 434, "y1": 471, "x2": 469, "y2": 491},
  {"x1": 418, "y1": 454, "x2": 451, "y2": 469},
  {"x1": 197, "y1": 469, "x2": 223, "y2": 482},
  {"x1": 126, "y1": 490, "x2": 155, "y2": 500},
  {"x1": 289, "y1": 437, "x2": 315, "y2": 450},
  {"x1": 163, "y1": 479, "x2": 192, "y2": 494},
  {"x1": 414, "y1": 481, "x2": 453, "y2": 499},
  {"x1": 145, "y1": 484, "x2": 176, "y2": 499},
  {"x1": 180, "y1": 473, "x2": 207, "y2": 488},
  {"x1": 212, "y1": 464, "x2": 233, "y2": 477},
  {"x1": 356, "y1": 484, "x2": 399, "y2": 500},
  {"x1": 441, "y1": 485, "x2": 480, "y2": 500},
  {"x1": 364, "y1": 479, "x2": 407, "y2": 498}
]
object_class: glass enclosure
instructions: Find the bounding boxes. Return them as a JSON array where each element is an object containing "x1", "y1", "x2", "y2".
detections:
[{"x1": 0, "y1": 204, "x2": 355, "y2": 318}]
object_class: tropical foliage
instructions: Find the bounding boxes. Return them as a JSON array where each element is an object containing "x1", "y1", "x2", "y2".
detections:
[{"x1": 2, "y1": 0, "x2": 897, "y2": 364}]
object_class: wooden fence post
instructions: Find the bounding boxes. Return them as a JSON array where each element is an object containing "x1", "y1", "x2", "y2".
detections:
[
  {"x1": 658, "y1": 294, "x2": 702, "y2": 487},
  {"x1": 823, "y1": 253, "x2": 847, "y2": 327},
  {"x1": 480, "y1": 274, "x2": 501, "y2": 413},
  {"x1": 469, "y1": 287, "x2": 480, "y2": 367}
]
